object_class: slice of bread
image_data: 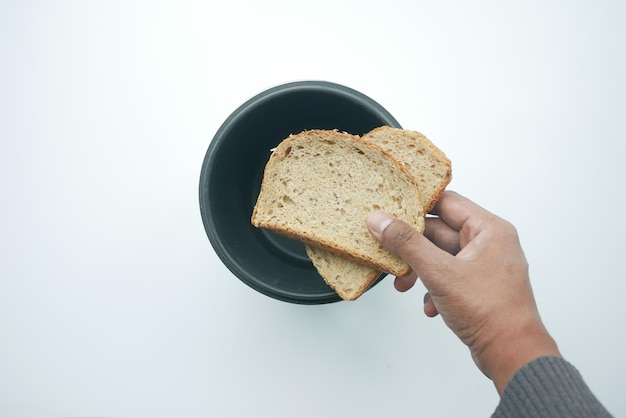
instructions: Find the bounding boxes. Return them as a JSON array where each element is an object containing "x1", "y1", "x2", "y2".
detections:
[
  {"x1": 306, "y1": 127, "x2": 452, "y2": 300},
  {"x1": 304, "y1": 244, "x2": 382, "y2": 300},
  {"x1": 364, "y1": 127, "x2": 452, "y2": 212},
  {"x1": 251, "y1": 129, "x2": 425, "y2": 276}
]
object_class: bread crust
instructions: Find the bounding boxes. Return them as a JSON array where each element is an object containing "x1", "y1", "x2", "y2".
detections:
[
  {"x1": 304, "y1": 245, "x2": 381, "y2": 301},
  {"x1": 304, "y1": 126, "x2": 452, "y2": 300},
  {"x1": 365, "y1": 126, "x2": 452, "y2": 212},
  {"x1": 251, "y1": 129, "x2": 424, "y2": 277}
]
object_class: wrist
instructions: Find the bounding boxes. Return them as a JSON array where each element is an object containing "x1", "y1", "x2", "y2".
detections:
[{"x1": 475, "y1": 315, "x2": 561, "y2": 395}]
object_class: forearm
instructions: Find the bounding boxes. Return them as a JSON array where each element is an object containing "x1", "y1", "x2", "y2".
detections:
[{"x1": 477, "y1": 316, "x2": 561, "y2": 395}]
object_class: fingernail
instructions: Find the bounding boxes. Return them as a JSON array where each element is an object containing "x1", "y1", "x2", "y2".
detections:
[
  {"x1": 423, "y1": 292, "x2": 431, "y2": 305},
  {"x1": 367, "y1": 211, "x2": 393, "y2": 236}
]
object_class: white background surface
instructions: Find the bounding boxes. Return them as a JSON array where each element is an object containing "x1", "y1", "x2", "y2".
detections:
[{"x1": 1, "y1": 1, "x2": 625, "y2": 417}]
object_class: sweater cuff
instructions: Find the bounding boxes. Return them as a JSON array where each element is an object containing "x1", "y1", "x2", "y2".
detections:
[{"x1": 492, "y1": 356, "x2": 612, "y2": 417}]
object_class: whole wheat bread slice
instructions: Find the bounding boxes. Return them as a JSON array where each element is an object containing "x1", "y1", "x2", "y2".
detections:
[
  {"x1": 305, "y1": 126, "x2": 452, "y2": 300},
  {"x1": 251, "y1": 129, "x2": 425, "y2": 276},
  {"x1": 305, "y1": 244, "x2": 381, "y2": 300},
  {"x1": 365, "y1": 126, "x2": 452, "y2": 212}
]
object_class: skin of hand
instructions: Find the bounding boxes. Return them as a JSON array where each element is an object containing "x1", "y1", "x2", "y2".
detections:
[{"x1": 367, "y1": 191, "x2": 561, "y2": 395}]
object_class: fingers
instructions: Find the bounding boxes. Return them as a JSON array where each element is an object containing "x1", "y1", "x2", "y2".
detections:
[
  {"x1": 395, "y1": 275, "x2": 441, "y2": 319},
  {"x1": 424, "y1": 217, "x2": 461, "y2": 255},
  {"x1": 394, "y1": 270, "x2": 417, "y2": 292},
  {"x1": 395, "y1": 274, "x2": 441, "y2": 320},
  {"x1": 367, "y1": 211, "x2": 456, "y2": 294},
  {"x1": 422, "y1": 191, "x2": 496, "y2": 255},
  {"x1": 423, "y1": 292, "x2": 439, "y2": 317},
  {"x1": 431, "y1": 191, "x2": 492, "y2": 232}
]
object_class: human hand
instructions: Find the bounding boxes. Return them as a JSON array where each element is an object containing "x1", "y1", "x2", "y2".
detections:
[{"x1": 367, "y1": 191, "x2": 561, "y2": 394}]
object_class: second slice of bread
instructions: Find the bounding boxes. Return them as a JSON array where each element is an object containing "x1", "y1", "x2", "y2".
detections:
[
  {"x1": 305, "y1": 127, "x2": 452, "y2": 300},
  {"x1": 251, "y1": 129, "x2": 425, "y2": 276}
]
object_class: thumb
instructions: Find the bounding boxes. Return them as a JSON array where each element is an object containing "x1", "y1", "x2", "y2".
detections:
[{"x1": 367, "y1": 211, "x2": 456, "y2": 293}]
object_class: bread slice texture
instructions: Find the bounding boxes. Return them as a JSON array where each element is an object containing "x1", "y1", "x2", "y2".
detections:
[
  {"x1": 365, "y1": 127, "x2": 452, "y2": 211},
  {"x1": 251, "y1": 129, "x2": 425, "y2": 277},
  {"x1": 304, "y1": 244, "x2": 381, "y2": 300},
  {"x1": 306, "y1": 127, "x2": 452, "y2": 300}
]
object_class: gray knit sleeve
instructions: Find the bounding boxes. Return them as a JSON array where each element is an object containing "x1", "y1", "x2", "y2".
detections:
[{"x1": 492, "y1": 356, "x2": 612, "y2": 417}]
